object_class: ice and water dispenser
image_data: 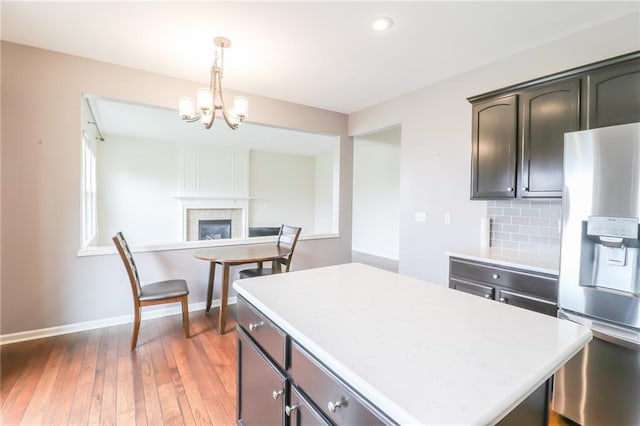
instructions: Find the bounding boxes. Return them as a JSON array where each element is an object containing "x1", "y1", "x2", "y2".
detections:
[{"x1": 579, "y1": 216, "x2": 640, "y2": 296}]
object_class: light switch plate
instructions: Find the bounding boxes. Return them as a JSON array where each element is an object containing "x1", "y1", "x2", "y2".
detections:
[{"x1": 415, "y1": 212, "x2": 427, "y2": 222}]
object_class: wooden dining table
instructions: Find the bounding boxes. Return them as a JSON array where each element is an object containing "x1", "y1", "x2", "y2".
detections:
[{"x1": 193, "y1": 244, "x2": 291, "y2": 334}]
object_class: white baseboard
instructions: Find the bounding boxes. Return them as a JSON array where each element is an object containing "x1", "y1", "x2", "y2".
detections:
[{"x1": 0, "y1": 297, "x2": 237, "y2": 346}]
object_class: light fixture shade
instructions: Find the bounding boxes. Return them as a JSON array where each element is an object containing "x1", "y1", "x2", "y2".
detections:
[
  {"x1": 202, "y1": 112, "x2": 214, "y2": 126},
  {"x1": 197, "y1": 88, "x2": 213, "y2": 112},
  {"x1": 179, "y1": 97, "x2": 195, "y2": 119},
  {"x1": 233, "y1": 96, "x2": 249, "y2": 119}
]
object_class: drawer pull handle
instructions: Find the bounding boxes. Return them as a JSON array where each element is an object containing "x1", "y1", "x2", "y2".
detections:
[
  {"x1": 272, "y1": 390, "x2": 283, "y2": 400},
  {"x1": 285, "y1": 404, "x2": 299, "y2": 416},
  {"x1": 484, "y1": 294, "x2": 491, "y2": 299},
  {"x1": 507, "y1": 187, "x2": 514, "y2": 192},
  {"x1": 249, "y1": 321, "x2": 264, "y2": 331},
  {"x1": 492, "y1": 273, "x2": 499, "y2": 279},
  {"x1": 499, "y1": 297, "x2": 506, "y2": 303},
  {"x1": 328, "y1": 399, "x2": 344, "y2": 413}
]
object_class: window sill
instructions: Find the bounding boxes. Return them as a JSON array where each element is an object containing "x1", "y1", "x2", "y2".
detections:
[{"x1": 76, "y1": 233, "x2": 340, "y2": 257}]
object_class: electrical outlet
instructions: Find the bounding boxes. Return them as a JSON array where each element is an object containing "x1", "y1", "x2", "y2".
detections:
[
  {"x1": 415, "y1": 211, "x2": 427, "y2": 222},
  {"x1": 444, "y1": 213, "x2": 451, "y2": 224}
]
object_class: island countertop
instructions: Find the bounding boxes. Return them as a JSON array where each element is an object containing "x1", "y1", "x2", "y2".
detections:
[{"x1": 233, "y1": 263, "x2": 590, "y2": 425}]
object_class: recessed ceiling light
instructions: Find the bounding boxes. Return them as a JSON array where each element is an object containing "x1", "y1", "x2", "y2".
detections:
[{"x1": 371, "y1": 17, "x2": 394, "y2": 32}]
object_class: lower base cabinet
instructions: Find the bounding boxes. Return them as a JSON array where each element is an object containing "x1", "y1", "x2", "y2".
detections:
[
  {"x1": 287, "y1": 385, "x2": 331, "y2": 426},
  {"x1": 237, "y1": 296, "x2": 392, "y2": 426},
  {"x1": 237, "y1": 326, "x2": 286, "y2": 425}
]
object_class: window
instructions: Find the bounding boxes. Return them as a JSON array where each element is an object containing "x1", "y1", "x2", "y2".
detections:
[{"x1": 82, "y1": 133, "x2": 98, "y2": 246}]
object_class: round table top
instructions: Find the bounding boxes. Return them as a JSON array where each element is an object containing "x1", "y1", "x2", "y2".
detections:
[{"x1": 193, "y1": 244, "x2": 291, "y2": 264}]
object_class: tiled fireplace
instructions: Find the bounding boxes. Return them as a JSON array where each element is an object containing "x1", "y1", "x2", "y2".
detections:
[{"x1": 185, "y1": 208, "x2": 244, "y2": 241}]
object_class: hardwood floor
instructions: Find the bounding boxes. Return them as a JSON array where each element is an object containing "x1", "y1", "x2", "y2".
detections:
[
  {"x1": 1, "y1": 308, "x2": 237, "y2": 425},
  {"x1": 2, "y1": 307, "x2": 578, "y2": 425}
]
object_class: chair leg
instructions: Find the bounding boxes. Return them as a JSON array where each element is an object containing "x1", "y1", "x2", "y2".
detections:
[
  {"x1": 131, "y1": 306, "x2": 141, "y2": 350},
  {"x1": 182, "y1": 296, "x2": 190, "y2": 338}
]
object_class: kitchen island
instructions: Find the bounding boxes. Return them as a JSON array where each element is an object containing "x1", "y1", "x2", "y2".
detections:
[{"x1": 233, "y1": 263, "x2": 591, "y2": 425}]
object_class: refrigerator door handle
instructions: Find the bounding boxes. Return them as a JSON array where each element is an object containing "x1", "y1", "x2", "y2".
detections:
[{"x1": 559, "y1": 310, "x2": 640, "y2": 351}]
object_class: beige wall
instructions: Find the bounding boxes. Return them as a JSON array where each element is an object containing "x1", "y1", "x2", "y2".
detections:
[
  {"x1": 349, "y1": 13, "x2": 640, "y2": 286},
  {"x1": 0, "y1": 42, "x2": 351, "y2": 335}
]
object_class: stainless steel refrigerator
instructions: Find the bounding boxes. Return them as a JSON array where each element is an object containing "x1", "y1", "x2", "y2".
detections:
[{"x1": 554, "y1": 122, "x2": 640, "y2": 425}]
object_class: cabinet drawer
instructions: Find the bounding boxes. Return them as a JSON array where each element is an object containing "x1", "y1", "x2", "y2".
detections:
[
  {"x1": 450, "y1": 277, "x2": 494, "y2": 299},
  {"x1": 449, "y1": 258, "x2": 557, "y2": 301},
  {"x1": 237, "y1": 296, "x2": 287, "y2": 369},
  {"x1": 497, "y1": 289, "x2": 557, "y2": 317},
  {"x1": 290, "y1": 342, "x2": 389, "y2": 426}
]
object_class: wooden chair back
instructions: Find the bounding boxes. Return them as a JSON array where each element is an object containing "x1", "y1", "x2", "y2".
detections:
[
  {"x1": 113, "y1": 232, "x2": 143, "y2": 301},
  {"x1": 275, "y1": 225, "x2": 302, "y2": 272}
]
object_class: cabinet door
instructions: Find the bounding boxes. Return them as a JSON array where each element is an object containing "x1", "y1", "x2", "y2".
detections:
[
  {"x1": 449, "y1": 277, "x2": 495, "y2": 300},
  {"x1": 496, "y1": 288, "x2": 557, "y2": 317},
  {"x1": 519, "y1": 79, "x2": 580, "y2": 198},
  {"x1": 586, "y1": 58, "x2": 640, "y2": 129},
  {"x1": 287, "y1": 386, "x2": 332, "y2": 426},
  {"x1": 238, "y1": 327, "x2": 286, "y2": 426},
  {"x1": 471, "y1": 95, "x2": 518, "y2": 199}
]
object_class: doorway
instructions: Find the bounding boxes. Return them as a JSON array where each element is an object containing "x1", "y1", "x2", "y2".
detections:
[{"x1": 352, "y1": 126, "x2": 401, "y2": 272}]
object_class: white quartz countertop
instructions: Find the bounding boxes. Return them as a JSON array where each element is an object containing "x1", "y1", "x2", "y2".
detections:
[
  {"x1": 446, "y1": 247, "x2": 560, "y2": 275},
  {"x1": 233, "y1": 263, "x2": 590, "y2": 425}
]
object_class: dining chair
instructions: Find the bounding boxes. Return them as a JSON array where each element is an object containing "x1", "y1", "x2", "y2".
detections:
[
  {"x1": 239, "y1": 225, "x2": 302, "y2": 278},
  {"x1": 113, "y1": 232, "x2": 190, "y2": 350}
]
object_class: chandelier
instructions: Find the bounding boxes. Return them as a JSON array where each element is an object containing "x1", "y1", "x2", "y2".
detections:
[{"x1": 179, "y1": 37, "x2": 248, "y2": 130}]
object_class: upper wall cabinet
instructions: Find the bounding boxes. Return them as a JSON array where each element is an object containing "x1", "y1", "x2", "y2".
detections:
[
  {"x1": 471, "y1": 95, "x2": 518, "y2": 199},
  {"x1": 469, "y1": 52, "x2": 640, "y2": 200},
  {"x1": 519, "y1": 79, "x2": 580, "y2": 198},
  {"x1": 585, "y1": 59, "x2": 640, "y2": 129}
]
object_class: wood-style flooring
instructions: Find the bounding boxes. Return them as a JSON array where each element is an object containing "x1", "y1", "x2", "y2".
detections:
[
  {"x1": 1, "y1": 307, "x2": 577, "y2": 425},
  {"x1": 1, "y1": 308, "x2": 237, "y2": 425}
]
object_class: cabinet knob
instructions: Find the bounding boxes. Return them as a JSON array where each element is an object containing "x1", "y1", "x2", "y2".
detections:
[
  {"x1": 507, "y1": 187, "x2": 514, "y2": 192},
  {"x1": 328, "y1": 399, "x2": 344, "y2": 413},
  {"x1": 249, "y1": 321, "x2": 264, "y2": 331},
  {"x1": 272, "y1": 390, "x2": 283, "y2": 400},
  {"x1": 522, "y1": 186, "x2": 528, "y2": 191},
  {"x1": 484, "y1": 294, "x2": 491, "y2": 299},
  {"x1": 285, "y1": 405, "x2": 299, "y2": 416},
  {"x1": 499, "y1": 297, "x2": 506, "y2": 303},
  {"x1": 492, "y1": 273, "x2": 499, "y2": 280}
]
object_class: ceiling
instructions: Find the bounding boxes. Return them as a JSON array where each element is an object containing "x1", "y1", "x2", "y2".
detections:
[{"x1": 2, "y1": 2, "x2": 639, "y2": 114}]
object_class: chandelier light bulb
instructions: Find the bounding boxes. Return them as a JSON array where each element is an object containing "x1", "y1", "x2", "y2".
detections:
[
  {"x1": 197, "y1": 88, "x2": 213, "y2": 112},
  {"x1": 179, "y1": 97, "x2": 195, "y2": 120}
]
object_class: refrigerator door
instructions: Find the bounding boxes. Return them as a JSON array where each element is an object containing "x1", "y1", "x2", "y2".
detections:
[
  {"x1": 559, "y1": 122, "x2": 640, "y2": 330},
  {"x1": 553, "y1": 312, "x2": 640, "y2": 426}
]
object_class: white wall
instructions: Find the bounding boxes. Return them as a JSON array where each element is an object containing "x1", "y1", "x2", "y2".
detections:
[
  {"x1": 349, "y1": 13, "x2": 640, "y2": 286},
  {"x1": 97, "y1": 135, "x2": 181, "y2": 245},
  {"x1": 352, "y1": 139, "x2": 400, "y2": 260},
  {"x1": 314, "y1": 152, "x2": 335, "y2": 234},
  {"x1": 248, "y1": 150, "x2": 316, "y2": 232},
  {"x1": 1, "y1": 42, "x2": 351, "y2": 335}
]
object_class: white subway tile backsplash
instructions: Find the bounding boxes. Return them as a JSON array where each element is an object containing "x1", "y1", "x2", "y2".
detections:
[
  {"x1": 487, "y1": 199, "x2": 562, "y2": 255},
  {"x1": 504, "y1": 207, "x2": 521, "y2": 216}
]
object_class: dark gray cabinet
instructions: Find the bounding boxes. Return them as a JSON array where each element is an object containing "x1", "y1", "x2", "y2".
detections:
[
  {"x1": 237, "y1": 326, "x2": 286, "y2": 426},
  {"x1": 519, "y1": 79, "x2": 580, "y2": 198},
  {"x1": 448, "y1": 257, "x2": 558, "y2": 317},
  {"x1": 471, "y1": 95, "x2": 518, "y2": 199},
  {"x1": 469, "y1": 52, "x2": 640, "y2": 200},
  {"x1": 287, "y1": 386, "x2": 331, "y2": 426},
  {"x1": 585, "y1": 58, "x2": 640, "y2": 129},
  {"x1": 237, "y1": 296, "x2": 393, "y2": 426}
]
